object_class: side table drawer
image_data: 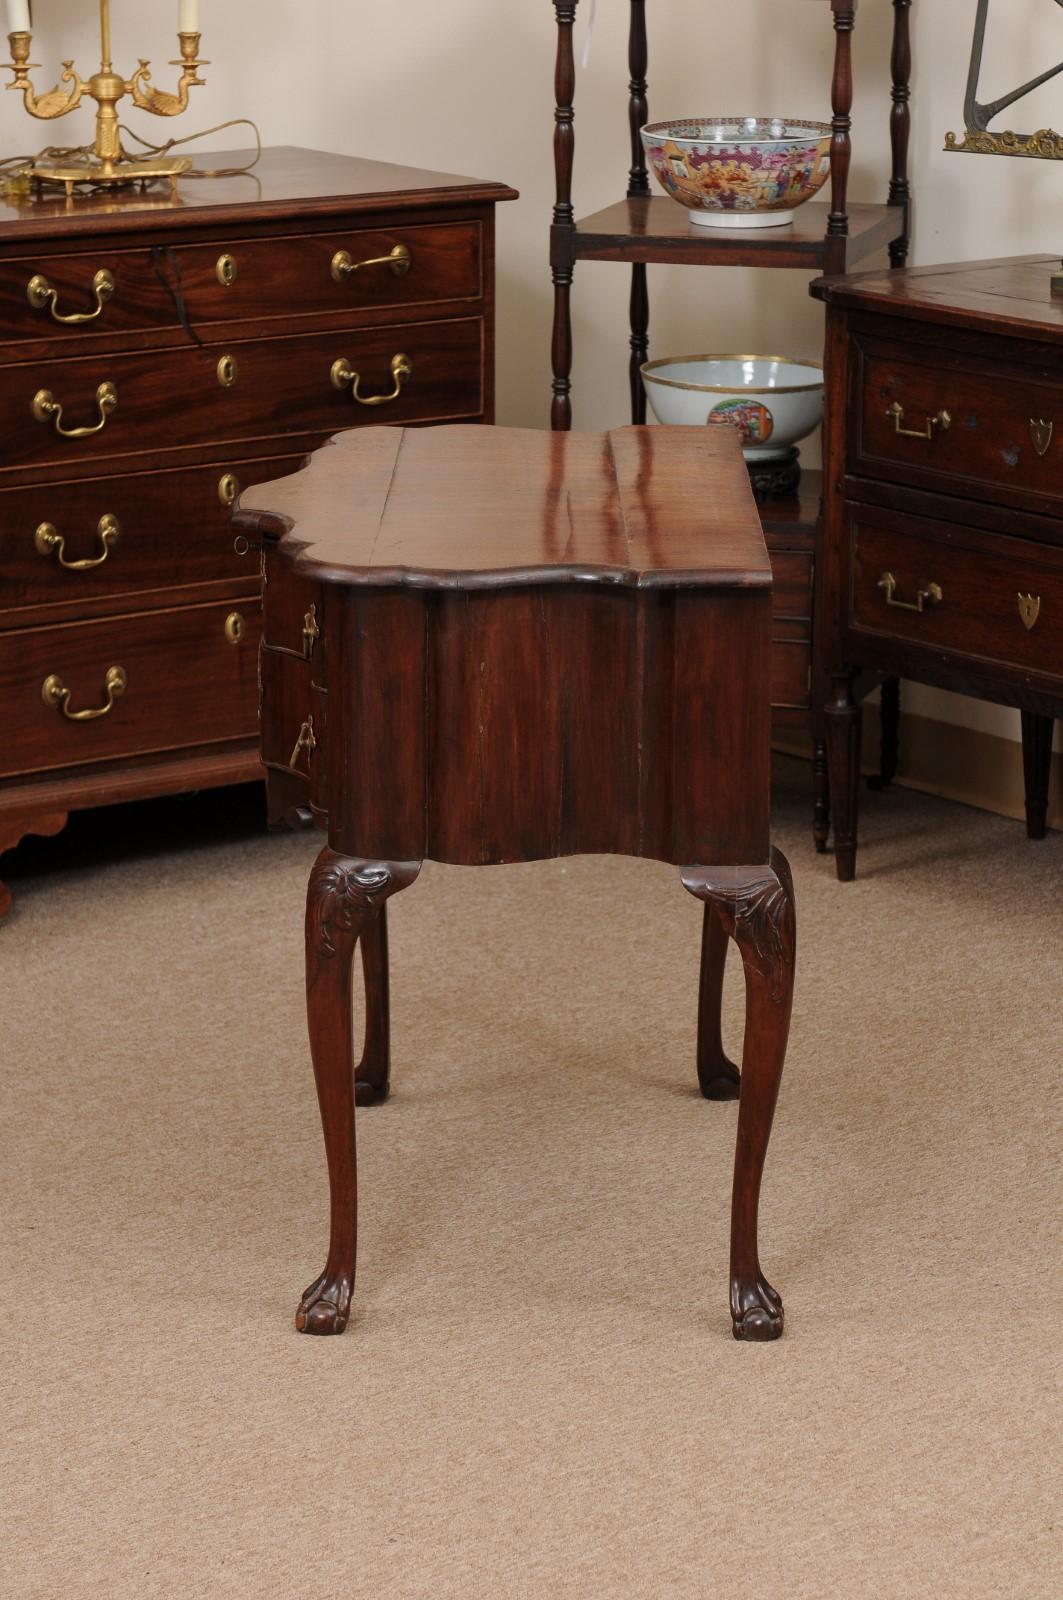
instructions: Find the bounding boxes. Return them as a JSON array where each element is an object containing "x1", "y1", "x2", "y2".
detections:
[
  {"x1": 0, "y1": 452, "x2": 308, "y2": 624},
  {"x1": 848, "y1": 504, "x2": 1063, "y2": 688},
  {"x1": 1, "y1": 316, "x2": 485, "y2": 477},
  {"x1": 0, "y1": 598, "x2": 261, "y2": 779},
  {"x1": 260, "y1": 645, "x2": 328, "y2": 814},
  {"x1": 855, "y1": 339, "x2": 1063, "y2": 512}
]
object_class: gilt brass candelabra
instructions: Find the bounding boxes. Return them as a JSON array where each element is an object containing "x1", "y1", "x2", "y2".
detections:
[{"x1": 5, "y1": 0, "x2": 207, "y2": 195}]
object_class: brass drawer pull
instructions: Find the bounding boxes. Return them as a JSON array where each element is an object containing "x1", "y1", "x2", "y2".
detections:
[
  {"x1": 877, "y1": 571, "x2": 943, "y2": 614},
  {"x1": 289, "y1": 715, "x2": 317, "y2": 772},
  {"x1": 32, "y1": 381, "x2": 118, "y2": 438},
  {"x1": 302, "y1": 604, "x2": 320, "y2": 658},
  {"x1": 41, "y1": 664, "x2": 127, "y2": 722},
  {"x1": 330, "y1": 352, "x2": 411, "y2": 407},
  {"x1": 27, "y1": 267, "x2": 115, "y2": 324},
  {"x1": 331, "y1": 243, "x2": 411, "y2": 282},
  {"x1": 887, "y1": 401, "x2": 951, "y2": 440},
  {"x1": 35, "y1": 513, "x2": 120, "y2": 570}
]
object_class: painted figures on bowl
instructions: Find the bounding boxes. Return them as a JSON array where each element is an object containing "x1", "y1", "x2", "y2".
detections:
[{"x1": 641, "y1": 117, "x2": 831, "y2": 228}]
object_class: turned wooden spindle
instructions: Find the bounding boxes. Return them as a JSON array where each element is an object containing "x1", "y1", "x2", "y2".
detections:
[
  {"x1": 828, "y1": 2, "x2": 856, "y2": 239},
  {"x1": 626, "y1": 1, "x2": 650, "y2": 423},
  {"x1": 888, "y1": 0, "x2": 913, "y2": 268},
  {"x1": 550, "y1": 0, "x2": 578, "y2": 431}
]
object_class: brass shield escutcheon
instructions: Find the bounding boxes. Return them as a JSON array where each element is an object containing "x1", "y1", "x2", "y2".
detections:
[
  {"x1": 1018, "y1": 593, "x2": 1041, "y2": 631},
  {"x1": 1030, "y1": 418, "x2": 1053, "y2": 458}
]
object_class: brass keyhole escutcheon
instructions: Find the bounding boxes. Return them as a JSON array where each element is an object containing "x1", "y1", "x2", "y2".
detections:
[
  {"x1": 216, "y1": 254, "x2": 237, "y2": 287},
  {"x1": 217, "y1": 354, "x2": 238, "y2": 388},
  {"x1": 1018, "y1": 593, "x2": 1041, "y2": 631},
  {"x1": 224, "y1": 611, "x2": 246, "y2": 645},
  {"x1": 218, "y1": 472, "x2": 241, "y2": 507}
]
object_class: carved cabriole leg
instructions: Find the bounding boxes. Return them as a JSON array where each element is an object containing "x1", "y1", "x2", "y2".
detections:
[
  {"x1": 297, "y1": 849, "x2": 421, "y2": 1335},
  {"x1": 825, "y1": 670, "x2": 862, "y2": 881},
  {"x1": 682, "y1": 849, "x2": 796, "y2": 1342},
  {"x1": 813, "y1": 738, "x2": 831, "y2": 853},
  {"x1": 696, "y1": 906, "x2": 741, "y2": 1100},
  {"x1": 0, "y1": 811, "x2": 68, "y2": 920},
  {"x1": 355, "y1": 906, "x2": 391, "y2": 1105},
  {"x1": 888, "y1": 0, "x2": 913, "y2": 268},
  {"x1": 550, "y1": 1, "x2": 578, "y2": 431},
  {"x1": 1020, "y1": 711, "x2": 1055, "y2": 841},
  {"x1": 869, "y1": 676, "x2": 900, "y2": 791}
]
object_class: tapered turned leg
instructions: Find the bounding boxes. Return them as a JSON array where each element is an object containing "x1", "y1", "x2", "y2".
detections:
[
  {"x1": 696, "y1": 906, "x2": 740, "y2": 1099},
  {"x1": 297, "y1": 849, "x2": 420, "y2": 1335},
  {"x1": 682, "y1": 849, "x2": 796, "y2": 1342},
  {"x1": 825, "y1": 670, "x2": 862, "y2": 881},
  {"x1": 812, "y1": 738, "x2": 831, "y2": 853},
  {"x1": 1021, "y1": 711, "x2": 1054, "y2": 841},
  {"x1": 869, "y1": 676, "x2": 900, "y2": 791},
  {"x1": 355, "y1": 905, "x2": 392, "y2": 1105}
]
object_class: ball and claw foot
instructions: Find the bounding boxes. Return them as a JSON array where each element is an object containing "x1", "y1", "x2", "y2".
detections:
[
  {"x1": 700, "y1": 1059, "x2": 741, "y2": 1101},
  {"x1": 731, "y1": 1273, "x2": 784, "y2": 1341},
  {"x1": 295, "y1": 1269, "x2": 352, "y2": 1335}
]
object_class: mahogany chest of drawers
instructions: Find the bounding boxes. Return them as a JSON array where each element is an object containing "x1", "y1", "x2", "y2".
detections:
[
  {"x1": 0, "y1": 147, "x2": 516, "y2": 916},
  {"x1": 812, "y1": 255, "x2": 1063, "y2": 879}
]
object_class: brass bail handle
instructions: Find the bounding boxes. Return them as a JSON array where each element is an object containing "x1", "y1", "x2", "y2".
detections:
[
  {"x1": 33, "y1": 381, "x2": 118, "y2": 439},
  {"x1": 331, "y1": 242, "x2": 412, "y2": 283},
  {"x1": 35, "y1": 513, "x2": 120, "y2": 570},
  {"x1": 878, "y1": 572, "x2": 944, "y2": 615},
  {"x1": 330, "y1": 352, "x2": 411, "y2": 407},
  {"x1": 888, "y1": 401, "x2": 952, "y2": 441},
  {"x1": 289, "y1": 716, "x2": 317, "y2": 772},
  {"x1": 41, "y1": 665, "x2": 127, "y2": 722},
  {"x1": 27, "y1": 267, "x2": 115, "y2": 325}
]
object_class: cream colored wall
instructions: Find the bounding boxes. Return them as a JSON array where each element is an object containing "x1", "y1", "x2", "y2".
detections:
[{"x1": 7, "y1": 1, "x2": 1062, "y2": 759}]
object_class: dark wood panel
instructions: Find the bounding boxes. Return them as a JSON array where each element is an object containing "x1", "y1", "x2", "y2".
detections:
[
  {"x1": 0, "y1": 450, "x2": 308, "y2": 624},
  {"x1": 770, "y1": 551, "x2": 814, "y2": 622},
  {"x1": 0, "y1": 221, "x2": 483, "y2": 345},
  {"x1": 0, "y1": 597, "x2": 261, "y2": 780},
  {"x1": 0, "y1": 317, "x2": 485, "y2": 478},
  {"x1": 848, "y1": 503, "x2": 1063, "y2": 687},
  {"x1": 854, "y1": 334, "x2": 1063, "y2": 514}
]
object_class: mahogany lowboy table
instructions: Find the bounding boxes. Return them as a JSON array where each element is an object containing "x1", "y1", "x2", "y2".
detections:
[{"x1": 236, "y1": 424, "x2": 797, "y2": 1341}]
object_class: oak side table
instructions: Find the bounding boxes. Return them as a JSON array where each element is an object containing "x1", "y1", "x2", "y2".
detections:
[{"x1": 235, "y1": 423, "x2": 797, "y2": 1342}]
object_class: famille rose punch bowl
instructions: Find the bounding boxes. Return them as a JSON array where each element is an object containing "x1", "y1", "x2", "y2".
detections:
[
  {"x1": 641, "y1": 116, "x2": 832, "y2": 228},
  {"x1": 641, "y1": 355, "x2": 824, "y2": 463}
]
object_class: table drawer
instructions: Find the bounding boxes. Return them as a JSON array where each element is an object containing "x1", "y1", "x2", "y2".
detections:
[
  {"x1": 848, "y1": 504, "x2": 1063, "y2": 687},
  {"x1": 0, "y1": 316, "x2": 485, "y2": 477},
  {"x1": 0, "y1": 222, "x2": 483, "y2": 345},
  {"x1": 0, "y1": 597, "x2": 261, "y2": 780},
  {"x1": 0, "y1": 451, "x2": 308, "y2": 624},
  {"x1": 260, "y1": 645, "x2": 328, "y2": 810},
  {"x1": 855, "y1": 339, "x2": 1063, "y2": 512}
]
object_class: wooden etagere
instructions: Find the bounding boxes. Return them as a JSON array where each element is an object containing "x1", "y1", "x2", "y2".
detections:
[{"x1": 548, "y1": 0, "x2": 914, "y2": 842}]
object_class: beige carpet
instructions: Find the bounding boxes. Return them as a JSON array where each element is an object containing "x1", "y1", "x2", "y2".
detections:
[{"x1": 2, "y1": 759, "x2": 1060, "y2": 1600}]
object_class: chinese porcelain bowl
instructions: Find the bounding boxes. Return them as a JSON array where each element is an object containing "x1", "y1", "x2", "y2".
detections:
[
  {"x1": 640, "y1": 116, "x2": 832, "y2": 228},
  {"x1": 641, "y1": 355, "x2": 824, "y2": 461}
]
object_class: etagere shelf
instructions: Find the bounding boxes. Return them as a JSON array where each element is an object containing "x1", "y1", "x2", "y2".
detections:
[{"x1": 548, "y1": 0, "x2": 914, "y2": 842}]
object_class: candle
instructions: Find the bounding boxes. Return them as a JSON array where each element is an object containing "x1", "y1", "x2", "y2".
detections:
[
  {"x1": 7, "y1": 1, "x2": 31, "y2": 35},
  {"x1": 178, "y1": 1, "x2": 199, "y2": 33}
]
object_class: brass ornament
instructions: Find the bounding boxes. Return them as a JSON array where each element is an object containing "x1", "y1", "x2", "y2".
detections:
[
  {"x1": 1017, "y1": 593, "x2": 1042, "y2": 631},
  {"x1": 35, "y1": 513, "x2": 120, "y2": 570},
  {"x1": 27, "y1": 267, "x2": 115, "y2": 324},
  {"x1": 32, "y1": 380, "x2": 118, "y2": 438},
  {"x1": 1030, "y1": 419, "x2": 1054, "y2": 458},
  {"x1": 224, "y1": 611, "x2": 246, "y2": 645},
  {"x1": 877, "y1": 572, "x2": 944, "y2": 615},
  {"x1": 216, "y1": 254, "x2": 237, "y2": 287},
  {"x1": 41, "y1": 664, "x2": 127, "y2": 721},
  {"x1": 217, "y1": 354, "x2": 238, "y2": 388}
]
